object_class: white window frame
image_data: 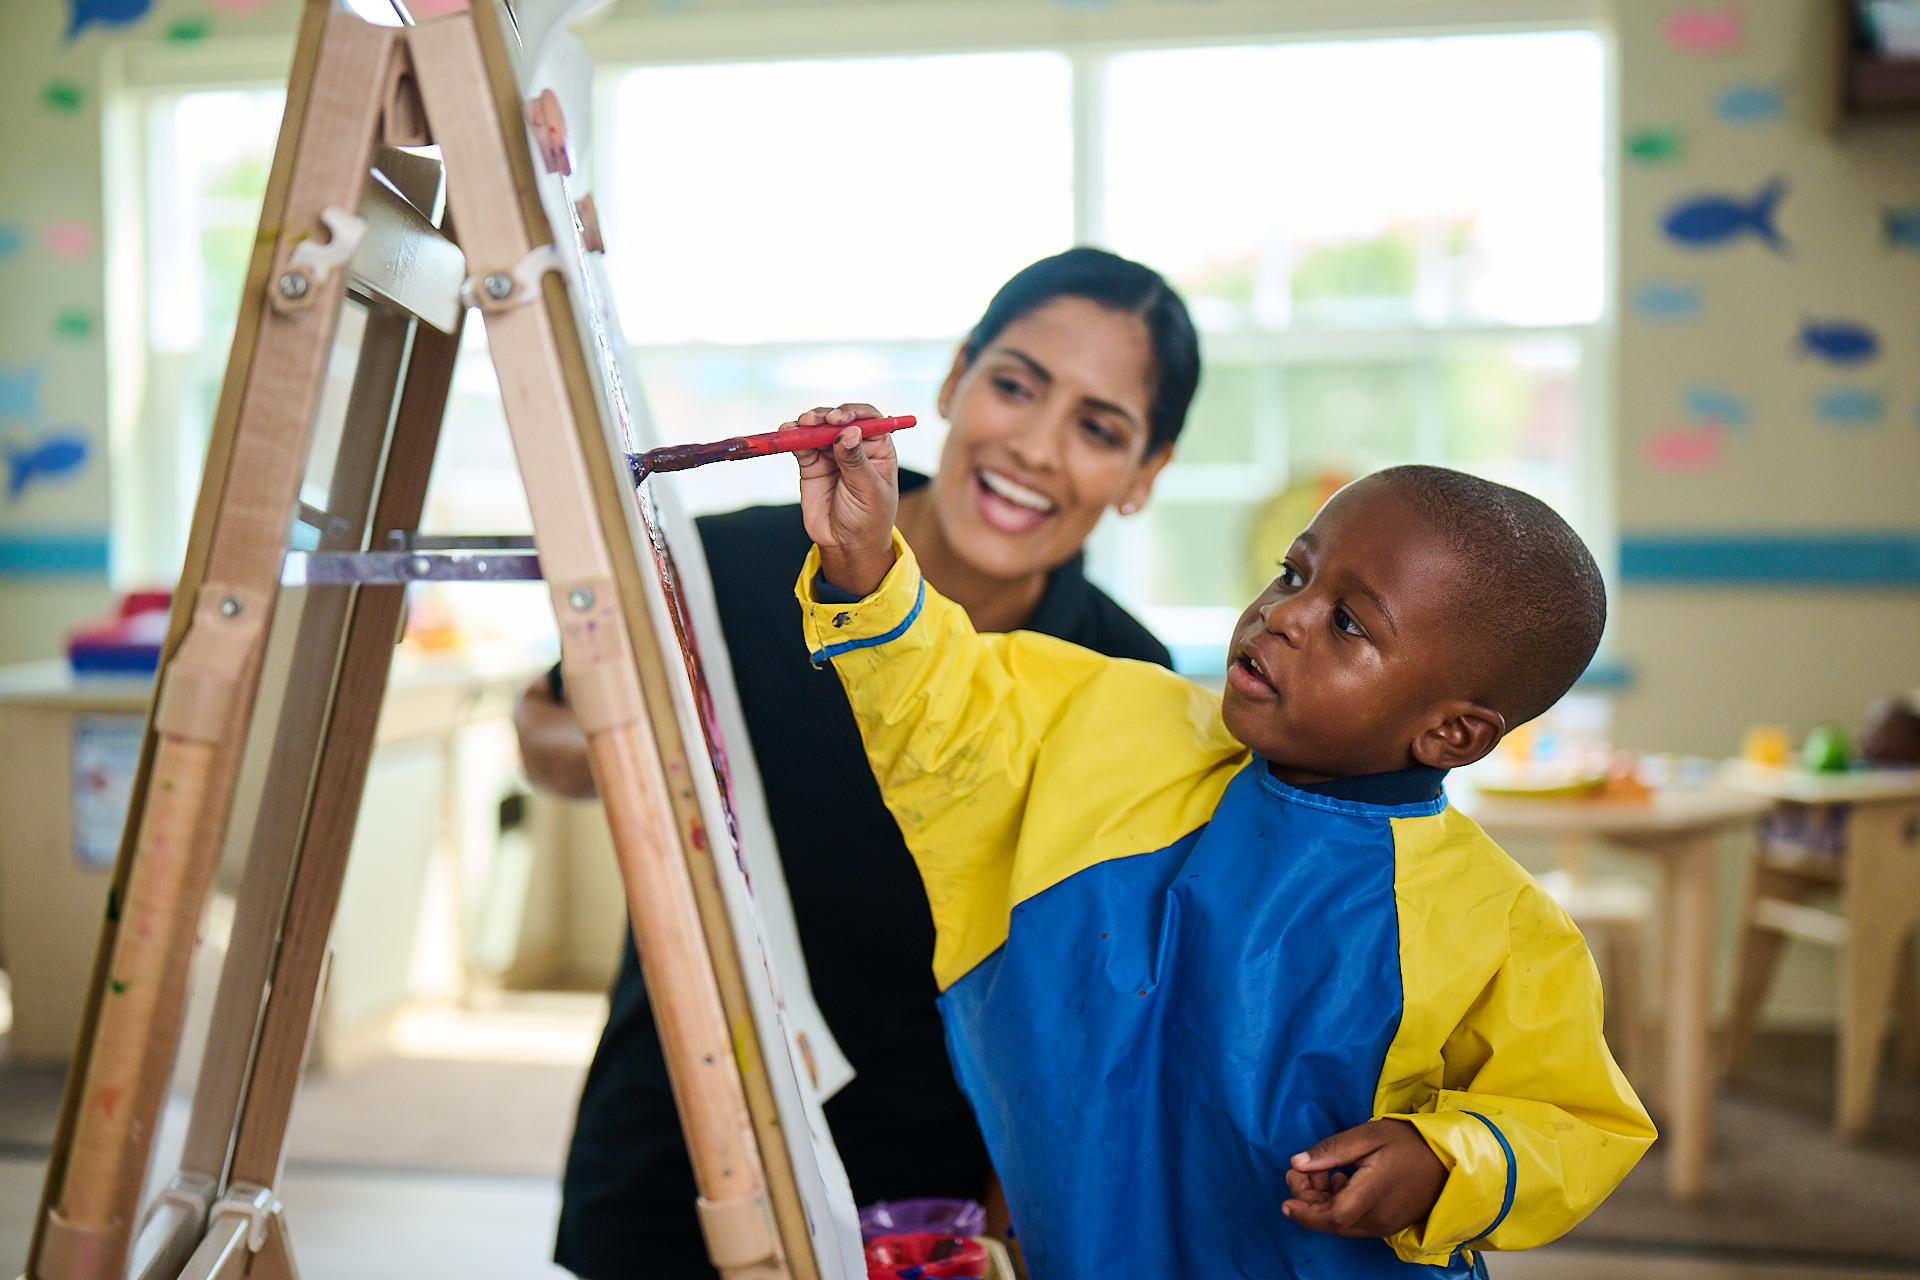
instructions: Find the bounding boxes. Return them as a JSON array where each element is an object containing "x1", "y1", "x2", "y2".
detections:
[{"x1": 106, "y1": 2, "x2": 1618, "y2": 636}]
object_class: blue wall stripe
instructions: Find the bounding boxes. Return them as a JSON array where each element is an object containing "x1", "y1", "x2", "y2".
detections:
[
  {"x1": 1620, "y1": 534, "x2": 1920, "y2": 585},
  {"x1": 0, "y1": 531, "x2": 110, "y2": 577}
]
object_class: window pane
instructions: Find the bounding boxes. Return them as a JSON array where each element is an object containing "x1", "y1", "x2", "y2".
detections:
[
  {"x1": 609, "y1": 53, "x2": 1074, "y2": 344},
  {"x1": 1101, "y1": 34, "x2": 1604, "y2": 330}
]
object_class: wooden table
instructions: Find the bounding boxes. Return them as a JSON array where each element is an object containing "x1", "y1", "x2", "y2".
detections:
[
  {"x1": 1723, "y1": 762, "x2": 1920, "y2": 1137},
  {"x1": 1453, "y1": 781, "x2": 1772, "y2": 1201}
]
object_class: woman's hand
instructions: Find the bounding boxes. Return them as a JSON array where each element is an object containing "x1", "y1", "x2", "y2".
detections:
[
  {"x1": 1281, "y1": 1119, "x2": 1447, "y2": 1239},
  {"x1": 789, "y1": 403, "x2": 900, "y2": 598}
]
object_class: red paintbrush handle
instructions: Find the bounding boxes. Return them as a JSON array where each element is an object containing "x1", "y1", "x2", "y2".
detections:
[{"x1": 631, "y1": 415, "x2": 917, "y2": 478}]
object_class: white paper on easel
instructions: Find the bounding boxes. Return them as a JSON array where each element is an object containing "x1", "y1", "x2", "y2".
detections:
[{"x1": 512, "y1": 9, "x2": 866, "y2": 1276}]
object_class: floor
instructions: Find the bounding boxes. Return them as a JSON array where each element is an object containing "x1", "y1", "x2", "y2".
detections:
[{"x1": 3, "y1": 1022, "x2": 1918, "y2": 1279}]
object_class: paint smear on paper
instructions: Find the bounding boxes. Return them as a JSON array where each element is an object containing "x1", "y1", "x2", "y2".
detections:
[
  {"x1": 1716, "y1": 82, "x2": 1785, "y2": 124},
  {"x1": 1685, "y1": 384, "x2": 1751, "y2": 429},
  {"x1": 1665, "y1": 5, "x2": 1744, "y2": 54},
  {"x1": 1633, "y1": 279, "x2": 1702, "y2": 322},
  {"x1": 42, "y1": 81, "x2": 86, "y2": 114},
  {"x1": 54, "y1": 310, "x2": 95, "y2": 341},
  {"x1": 406, "y1": 0, "x2": 469, "y2": 14},
  {"x1": 1663, "y1": 178, "x2": 1787, "y2": 252},
  {"x1": 1799, "y1": 318, "x2": 1879, "y2": 365},
  {"x1": 0, "y1": 225, "x2": 23, "y2": 260},
  {"x1": 1648, "y1": 425, "x2": 1725, "y2": 472},
  {"x1": 1813, "y1": 386, "x2": 1884, "y2": 426},
  {"x1": 0, "y1": 365, "x2": 43, "y2": 421},
  {"x1": 1626, "y1": 127, "x2": 1685, "y2": 164},
  {"x1": 165, "y1": 15, "x2": 211, "y2": 40},
  {"x1": 66, "y1": 0, "x2": 152, "y2": 39},
  {"x1": 6, "y1": 431, "x2": 90, "y2": 500},
  {"x1": 44, "y1": 222, "x2": 96, "y2": 262}
]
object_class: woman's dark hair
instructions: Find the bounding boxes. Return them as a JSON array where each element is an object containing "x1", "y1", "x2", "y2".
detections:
[{"x1": 962, "y1": 247, "x2": 1201, "y2": 457}]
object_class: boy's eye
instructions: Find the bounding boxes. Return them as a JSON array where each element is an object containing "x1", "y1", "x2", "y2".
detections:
[
  {"x1": 1332, "y1": 606, "x2": 1365, "y2": 637},
  {"x1": 1275, "y1": 562, "x2": 1303, "y2": 589}
]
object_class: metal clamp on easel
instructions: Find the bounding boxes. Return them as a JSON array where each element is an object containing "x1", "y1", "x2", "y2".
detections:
[{"x1": 460, "y1": 243, "x2": 562, "y2": 314}]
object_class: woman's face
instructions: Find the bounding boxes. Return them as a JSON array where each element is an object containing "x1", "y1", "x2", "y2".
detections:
[{"x1": 930, "y1": 296, "x2": 1172, "y2": 581}]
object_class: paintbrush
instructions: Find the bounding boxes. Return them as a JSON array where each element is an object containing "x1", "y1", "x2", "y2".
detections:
[{"x1": 628, "y1": 416, "x2": 917, "y2": 483}]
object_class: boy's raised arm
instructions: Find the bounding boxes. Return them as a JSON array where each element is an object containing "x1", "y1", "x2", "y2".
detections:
[{"x1": 786, "y1": 407, "x2": 1231, "y2": 990}]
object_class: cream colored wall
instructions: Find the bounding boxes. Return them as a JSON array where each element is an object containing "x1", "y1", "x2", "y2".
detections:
[{"x1": 1608, "y1": 0, "x2": 1920, "y2": 756}]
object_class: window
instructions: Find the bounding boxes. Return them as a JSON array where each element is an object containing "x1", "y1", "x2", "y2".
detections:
[
  {"x1": 605, "y1": 31, "x2": 1606, "y2": 671},
  {"x1": 126, "y1": 27, "x2": 1608, "y2": 674}
]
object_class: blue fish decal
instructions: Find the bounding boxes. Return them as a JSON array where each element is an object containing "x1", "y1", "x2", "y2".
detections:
[
  {"x1": 66, "y1": 0, "x2": 152, "y2": 40},
  {"x1": 6, "y1": 431, "x2": 90, "y2": 500},
  {"x1": 0, "y1": 223, "x2": 22, "y2": 260},
  {"x1": 1685, "y1": 384, "x2": 1751, "y2": 428},
  {"x1": 1662, "y1": 178, "x2": 1787, "y2": 251},
  {"x1": 1633, "y1": 279, "x2": 1701, "y2": 322},
  {"x1": 1813, "y1": 387, "x2": 1884, "y2": 426},
  {"x1": 1883, "y1": 207, "x2": 1920, "y2": 251},
  {"x1": 1716, "y1": 83, "x2": 1785, "y2": 124},
  {"x1": 1799, "y1": 318, "x2": 1879, "y2": 365},
  {"x1": 0, "y1": 364, "x2": 42, "y2": 421}
]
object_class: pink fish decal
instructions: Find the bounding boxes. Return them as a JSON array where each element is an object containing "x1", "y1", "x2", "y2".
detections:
[
  {"x1": 1665, "y1": 5, "x2": 1744, "y2": 54},
  {"x1": 1648, "y1": 425, "x2": 1724, "y2": 472}
]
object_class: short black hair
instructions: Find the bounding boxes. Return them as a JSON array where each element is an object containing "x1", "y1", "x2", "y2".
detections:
[
  {"x1": 964, "y1": 247, "x2": 1200, "y2": 456},
  {"x1": 1371, "y1": 465, "x2": 1606, "y2": 728}
]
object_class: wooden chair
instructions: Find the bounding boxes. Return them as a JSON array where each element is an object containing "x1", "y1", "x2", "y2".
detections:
[{"x1": 1724, "y1": 790, "x2": 1920, "y2": 1138}]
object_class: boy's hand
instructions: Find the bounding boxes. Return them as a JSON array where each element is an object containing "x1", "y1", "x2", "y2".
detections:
[
  {"x1": 1282, "y1": 1119, "x2": 1447, "y2": 1240},
  {"x1": 789, "y1": 403, "x2": 899, "y2": 598}
]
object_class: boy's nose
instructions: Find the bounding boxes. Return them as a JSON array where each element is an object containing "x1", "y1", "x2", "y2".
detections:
[{"x1": 1259, "y1": 597, "x2": 1308, "y2": 646}]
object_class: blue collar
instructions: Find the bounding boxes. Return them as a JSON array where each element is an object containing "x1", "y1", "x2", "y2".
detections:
[{"x1": 1257, "y1": 762, "x2": 1450, "y2": 818}]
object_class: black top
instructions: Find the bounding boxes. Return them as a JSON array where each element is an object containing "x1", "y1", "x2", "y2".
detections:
[
  {"x1": 556, "y1": 473, "x2": 1170, "y2": 1280},
  {"x1": 1295, "y1": 764, "x2": 1449, "y2": 806}
]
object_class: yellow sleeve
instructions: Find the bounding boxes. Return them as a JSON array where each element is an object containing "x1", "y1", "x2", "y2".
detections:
[
  {"x1": 1382, "y1": 880, "x2": 1656, "y2": 1263},
  {"x1": 796, "y1": 534, "x2": 1242, "y2": 989}
]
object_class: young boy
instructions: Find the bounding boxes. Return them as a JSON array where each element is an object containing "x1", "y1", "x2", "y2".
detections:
[{"x1": 790, "y1": 413, "x2": 1654, "y2": 1278}]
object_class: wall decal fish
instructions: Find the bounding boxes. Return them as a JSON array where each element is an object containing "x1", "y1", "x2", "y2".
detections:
[
  {"x1": 1798, "y1": 318, "x2": 1879, "y2": 365},
  {"x1": 1716, "y1": 83, "x2": 1785, "y2": 124},
  {"x1": 6, "y1": 431, "x2": 90, "y2": 500},
  {"x1": 1685, "y1": 384, "x2": 1752, "y2": 428},
  {"x1": 1662, "y1": 178, "x2": 1787, "y2": 251},
  {"x1": 1626, "y1": 127, "x2": 1685, "y2": 164},
  {"x1": 1633, "y1": 279, "x2": 1702, "y2": 322},
  {"x1": 0, "y1": 364, "x2": 42, "y2": 421},
  {"x1": 1664, "y1": 4, "x2": 1745, "y2": 54},
  {"x1": 1648, "y1": 425, "x2": 1725, "y2": 472},
  {"x1": 1882, "y1": 207, "x2": 1920, "y2": 252},
  {"x1": 1812, "y1": 386, "x2": 1884, "y2": 426}
]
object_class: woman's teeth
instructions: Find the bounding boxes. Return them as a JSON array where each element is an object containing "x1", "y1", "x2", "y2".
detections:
[{"x1": 978, "y1": 469, "x2": 1056, "y2": 514}]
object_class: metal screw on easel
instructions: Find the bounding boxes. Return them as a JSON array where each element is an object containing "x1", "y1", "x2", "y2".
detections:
[
  {"x1": 568, "y1": 587, "x2": 594, "y2": 611},
  {"x1": 482, "y1": 273, "x2": 514, "y2": 302},
  {"x1": 219, "y1": 596, "x2": 244, "y2": 617},
  {"x1": 407, "y1": 554, "x2": 433, "y2": 579},
  {"x1": 277, "y1": 273, "x2": 309, "y2": 301}
]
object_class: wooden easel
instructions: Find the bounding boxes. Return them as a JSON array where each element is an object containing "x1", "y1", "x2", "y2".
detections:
[{"x1": 22, "y1": 4, "x2": 847, "y2": 1278}]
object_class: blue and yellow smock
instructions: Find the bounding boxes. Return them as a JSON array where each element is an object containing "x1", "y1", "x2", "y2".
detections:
[{"x1": 798, "y1": 534, "x2": 1655, "y2": 1279}]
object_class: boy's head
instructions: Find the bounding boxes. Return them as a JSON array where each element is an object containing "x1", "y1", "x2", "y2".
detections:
[{"x1": 1222, "y1": 465, "x2": 1605, "y2": 784}]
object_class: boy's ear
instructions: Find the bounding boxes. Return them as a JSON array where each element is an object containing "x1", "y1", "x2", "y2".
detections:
[
  {"x1": 1411, "y1": 700, "x2": 1506, "y2": 771},
  {"x1": 936, "y1": 345, "x2": 970, "y2": 420}
]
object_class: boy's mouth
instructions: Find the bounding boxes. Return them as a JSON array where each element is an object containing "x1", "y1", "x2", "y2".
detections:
[
  {"x1": 1226, "y1": 647, "x2": 1279, "y2": 701},
  {"x1": 974, "y1": 467, "x2": 1057, "y2": 535}
]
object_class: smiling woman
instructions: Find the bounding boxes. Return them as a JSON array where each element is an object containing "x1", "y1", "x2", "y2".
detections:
[{"x1": 525, "y1": 247, "x2": 1201, "y2": 1279}]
